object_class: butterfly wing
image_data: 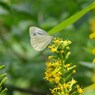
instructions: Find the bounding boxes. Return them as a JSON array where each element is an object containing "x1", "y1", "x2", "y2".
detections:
[
  {"x1": 29, "y1": 26, "x2": 53, "y2": 51},
  {"x1": 30, "y1": 35, "x2": 52, "y2": 51},
  {"x1": 29, "y1": 26, "x2": 49, "y2": 37}
]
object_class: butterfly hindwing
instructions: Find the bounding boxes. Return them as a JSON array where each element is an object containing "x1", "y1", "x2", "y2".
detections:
[{"x1": 31, "y1": 35, "x2": 52, "y2": 51}]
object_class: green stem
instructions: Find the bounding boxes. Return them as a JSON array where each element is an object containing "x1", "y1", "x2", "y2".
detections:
[
  {"x1": 71, "y1": 91, "x2": 77, "y2": 95},
  {"x1": 48, "y1": 2, "x2": 95, "y2": 35}
]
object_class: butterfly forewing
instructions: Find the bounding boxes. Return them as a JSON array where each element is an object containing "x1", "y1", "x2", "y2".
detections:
[{"x1": 29, "y1": 26, "x2": 48, "y2": 37}]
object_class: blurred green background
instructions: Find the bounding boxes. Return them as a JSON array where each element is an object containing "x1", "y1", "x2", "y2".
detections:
[{"x1": 0, "y1": 0, "x2": 95, "y2": 95}]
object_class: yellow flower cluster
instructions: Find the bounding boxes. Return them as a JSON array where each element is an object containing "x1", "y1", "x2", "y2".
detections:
[
  {"x1": 48, "y1": 38, "x2": 71, "y2": 54},
  {"x1": 93, "y1": 58, "x2": 95, "y2": 64},
  {"x1": 77, "y1": 85, "x2": 84, "y2": 94},
  {"x1": 89, "y1": 32, "x2": 95, "y2": 39},
  {"x1": 45, "y1": 60, "x2": 62, "y2": 83},
  {"x1": 44, "y1": 38, "x2": 84, "y2": 95},
  {"x1": 89, "y1": 19, "x2": 95, "y2": 62},
  {"x1": 92, "y1": 48, "x2": 95, "y2": 55},
  {"x1": 90, "y1": 19, "x2": 95, "y2": 33},
  {"x1": 89, "y1": 19, "x2": 95, "y2": 39}
]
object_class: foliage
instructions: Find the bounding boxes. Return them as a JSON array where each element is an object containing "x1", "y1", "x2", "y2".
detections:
[{"x1": 0, "y1": 65, "x2": 7, "y2": 94}]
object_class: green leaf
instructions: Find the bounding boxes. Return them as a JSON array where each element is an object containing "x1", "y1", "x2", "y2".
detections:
[
  {"x1": 0, "y1": 65, "x2": 7, "y2": 94},
  {"x1": 0, "y1": 77, "x2": 8, "y2": 86},
  {"x1": 48, "y1": 2, "x2": 95, "y2": 35},
  {"x1": 0, "y1": 73, "x2": 7, "y2": 78},
  {"x1": 0, "y1": 1, "x2": 11, "y2": 11},
  {"x1": 0, "y1": 65, "x2": 5, "y2": 69},
  {"x1": 1, "y1": 88, "x2": 7, "y2": 94}
]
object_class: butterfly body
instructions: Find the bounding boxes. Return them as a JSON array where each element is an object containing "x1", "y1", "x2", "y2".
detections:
[{"x1": 29, "y1": 26, "x2": 53, "y2": 51}]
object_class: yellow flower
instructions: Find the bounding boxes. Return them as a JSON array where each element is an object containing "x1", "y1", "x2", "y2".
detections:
[
  {"x1": 50, "y1": 47, "x2": 57, "y2": 53},
  {"x1": 55, "y1": 77, "x2": 60, "y2": 83},
  {"x1": 53, "y1": 39, "x2": 60, "y2": 44},
  {"x1": 92, "y1": 48, "x2": 95, "y2": 55},
  {"x1": 89, "y1": 32, "x2": 95, "y2": 39},
  {"x1": 65, "y1": 64, "x2": 71, "y2": 71},
  {"x1": 90, "y1": 19, "x2": 95, "y2": 33},
  {"x1": 71, "y1": 79, "x2": 77, "y2": 84},
  {"x1": 69, "y1": 88, "x2": 72, "y2": 92},
  {"x1": 46, "y1": 62, "x2": 52, "y2": 67},
  {"x1": 63, "y1": 40, "x2": 68, "y2": 46},
  {"x1": 65, "y1": 64, "x2": 70, "y2": 68},
  {"x1": 48, "y1": 44, "x2": 55, "y2": 49},
  {"x1": 50, "y1": 85, "x2": 63, "y2": 95},
  {"x1": 67, "y1": 68, "x2": 70, "y2": 70},
  {"x1": 48, "y1": 45, "x2": 52, "y2": 49},
  {"x1": 76, "y1": 85, "x2": 80, "y2": 88},
  {"x1": 63, "y1": 83, "x2": 70, "y2": 88},
  {"x1": 92, "y1": 73, "x2": 95, "y2": 82},
  {"x1": 61, "y1": 50, "x2": 64, "y2": 54},
  {"x1": 58, "y1": 71, "x2": 62, "y2": 76},
  {"x1": 50, "y1": 88, "x2": 57, "y2": 94},
  {"x1": 48, "y1": 56, "x2": 54, "y2": 60},
  {"x1": 65, "y1": 94, "x2": 69, "y2": 95},
  {"x1": 66, "y1": 46, "x2": 70, "y2": 50},
  {"x1": 77, "y1": 87, "x2": 84, "y2": 94},
  {"x1": 91, "y1": 19, "x2": 95, "y2": 26},
  {"x1": 63, "y1": 40, "x2": 72, "y2": 46},
  {"x1": 72, "y1": 70, "x2": 76, "y2": 74},
  {"x1": 93, "y1": 58, "x2": 95, "y2": 64},
  {"x1": 53, "y1": 61, "x2": 60, "y2": 67}
]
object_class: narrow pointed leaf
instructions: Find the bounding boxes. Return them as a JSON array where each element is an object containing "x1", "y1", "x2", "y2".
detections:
[{"x1": 48, "y1": 2, "x2": 95, "y2": 35}]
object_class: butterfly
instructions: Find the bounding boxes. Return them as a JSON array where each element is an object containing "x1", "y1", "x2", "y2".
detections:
[{"x1": 29, "y1": 26, "x2": 53, "y2": 51}]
